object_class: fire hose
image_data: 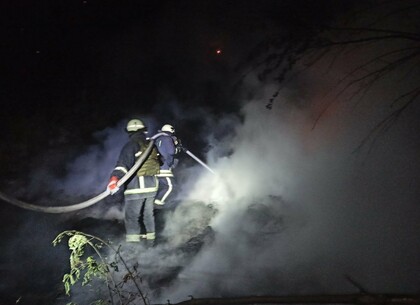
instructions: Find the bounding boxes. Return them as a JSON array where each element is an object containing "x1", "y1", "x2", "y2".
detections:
[
  {"x1": 184, "y1": 150, "x2": 215, "y2": 174},
  {"x1": 148, "y1": 133, "x2": 215, "y2": 175},
  {"x1": 0, "y1": 140, "x2": 156, "y2": 214}
]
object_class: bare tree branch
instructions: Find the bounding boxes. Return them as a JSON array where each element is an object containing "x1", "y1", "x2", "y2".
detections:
[{"x1": 324, "y1": 26, "x2": 420, "y2": 40}]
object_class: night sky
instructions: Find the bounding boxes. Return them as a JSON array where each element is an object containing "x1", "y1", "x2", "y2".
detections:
[
  {"x1": 0, "y1": 1, "x2": 419, "y2": 304},
  {"x1": 0, "y1": 0, "x2": 347, "y2": 171}
]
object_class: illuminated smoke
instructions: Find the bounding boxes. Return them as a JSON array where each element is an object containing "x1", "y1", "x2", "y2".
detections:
[
  {"x1": 6, "y1": 66, "x2": 420, "y2": 305},
  {"x1": 152, "y1": 73, "x2": 420, "y2": 301},
  {"x1": 5, "y1": 78, "x2": 419, "y2": 304},
  {"x1": 2, "y1": 2, "x2": 419, "y2": 304},
  {"x1": 55, "y1": 74, "x2": 419, "y2": 304}
]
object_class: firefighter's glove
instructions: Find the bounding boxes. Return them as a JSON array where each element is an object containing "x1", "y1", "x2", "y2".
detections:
[
  {"x1": 176, "y1": 144, "x2": 187, "y2": 154},
  {"x1": 107, "y1": 176, "x2": 120, "y2": 195}
]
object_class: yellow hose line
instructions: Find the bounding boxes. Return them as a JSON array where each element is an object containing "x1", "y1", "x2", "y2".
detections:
[{"x1": 0, "y1": 140, "x2": 155, "y2": 214}]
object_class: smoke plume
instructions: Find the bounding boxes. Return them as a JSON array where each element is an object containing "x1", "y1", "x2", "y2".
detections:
[{"x1": 153, "y1": 72, "x2": 420, "y2": 301}]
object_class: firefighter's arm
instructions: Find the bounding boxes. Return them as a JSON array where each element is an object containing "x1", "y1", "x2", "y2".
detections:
[
  {"x1": 174, "y1": 137, "x2": 186, "y2": 154},
  {"x1": 107, "y1": 141, "x2": 138, "y2": 194},
  {"x1": 158, "y1": 136, "x2": 176, "y2": 167}
]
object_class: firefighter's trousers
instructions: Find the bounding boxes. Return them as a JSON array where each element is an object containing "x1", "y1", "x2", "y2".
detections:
[
  {"x1": 124, "y1": 176, "x2": 158, "y2": 242},
  {"x1": 154, "y1": 176, "x2": 175, "y2": 207}
]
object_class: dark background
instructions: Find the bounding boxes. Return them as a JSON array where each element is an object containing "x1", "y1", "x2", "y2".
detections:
[
  {"x1": 0, "y1": 1, "x2": 419, "y2": 304},
  {"x1": 0, "y1": 0, "x2": 345, "y2": 176}
]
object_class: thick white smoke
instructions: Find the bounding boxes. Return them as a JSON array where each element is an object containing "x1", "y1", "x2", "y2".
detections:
[
  {"x1": 14, "y1": 77, "x2": 418, "y2": 304},
  {"x1": 53, "y1": 69, "x2": 419, "y2": 304},
  {"x1": 153, "y1": 72, "x2": 420, "y2": 301},
  {"x1": 21, "y1": 121, "x2": 126, "y2": 199},
  {"x1": 4, "y1": 3, "x2": 419, "y2": 304},
  {"x1": 11, "y1": 63, "x2": 419, "y2": 305}
]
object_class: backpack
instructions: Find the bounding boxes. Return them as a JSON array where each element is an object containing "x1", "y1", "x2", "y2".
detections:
[{"x1": 136, "y1": 139, "x2": 160, "y2": 176}]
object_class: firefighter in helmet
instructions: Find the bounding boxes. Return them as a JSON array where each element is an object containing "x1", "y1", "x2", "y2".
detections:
[
  {"x1": 107, "y1": 119, "x2": 160, "y2": 246},
  {"x1": 151, "y1": 124, "x2": 182, "y2": 208}
]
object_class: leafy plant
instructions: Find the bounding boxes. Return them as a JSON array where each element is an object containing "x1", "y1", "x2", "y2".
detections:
[{"x1": 53, "y1": 230, "x2": 149, "y2": 305}]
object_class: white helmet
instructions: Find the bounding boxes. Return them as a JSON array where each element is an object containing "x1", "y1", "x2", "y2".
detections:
[
  {"x1": 161, "y1": 124, "x2": 175, "y2": 133},
  {"x1": 126, "y1": 119, "x2": 146, "y2": 132}
]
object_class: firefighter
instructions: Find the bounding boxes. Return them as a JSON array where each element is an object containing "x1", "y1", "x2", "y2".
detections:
[
  {"x1": 149, "y1": 124, "x2": 182, "y2": 244},
  {"x1": 107, "y1": 119, "x2": 160, "y2": 247},
  {"x1": 152, "y1": 124, "x2": 182, "y2": 207}
]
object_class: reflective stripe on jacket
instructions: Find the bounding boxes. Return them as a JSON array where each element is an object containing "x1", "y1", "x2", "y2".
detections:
[
  {"x1": 156, "y1": 169, "x2": 174, "y2": 177},
  {"x1": 124, "y1": 176, "x2": 159, "y2": 195}
]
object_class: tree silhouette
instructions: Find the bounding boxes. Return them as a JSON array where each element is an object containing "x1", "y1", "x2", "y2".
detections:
[{"x1": 238, "y1": 0, "x2": 420, "y2": 151}]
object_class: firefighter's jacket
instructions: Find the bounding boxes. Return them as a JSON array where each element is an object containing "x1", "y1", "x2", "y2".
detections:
[
  {"x1": 153, "y1": 132, "x2": 178, "y2": 177},
  {"x1": 111, "y1": 131, "x2": 160, "y2": 196}
]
